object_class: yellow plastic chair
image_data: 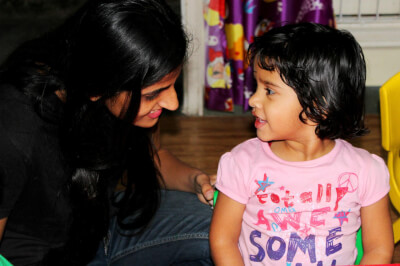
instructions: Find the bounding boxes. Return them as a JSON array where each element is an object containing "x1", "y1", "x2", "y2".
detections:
[{"x1": 380, "y1": 71, "x2": 400, "y2": 244}]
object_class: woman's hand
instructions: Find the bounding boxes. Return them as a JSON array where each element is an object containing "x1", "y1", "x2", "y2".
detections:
[
  {"x1": 193, "y1": 173, "x2": 216, "y2": 206},
  {"x1": 154, "y1": 126, "x2": 216, "y2": 205},
  {"x1": 156, "y1": 147, "x2": 216, "y2": 205}
]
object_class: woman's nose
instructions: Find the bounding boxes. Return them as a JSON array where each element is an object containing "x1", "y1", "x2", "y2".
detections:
[{"x1": 159, "y1": 87, "x2": 179, "y2": 111}]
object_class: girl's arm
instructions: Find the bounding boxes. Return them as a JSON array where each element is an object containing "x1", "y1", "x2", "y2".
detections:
[
  {"x1": 210, "y1": 192, "x2": 246, "y2": 266},
  {"x1": 359, "y1": 195, "x2": 393, "y2": 264},
  {"x1": 153, "y1": 124, "x2": 215, "y2": 205}
]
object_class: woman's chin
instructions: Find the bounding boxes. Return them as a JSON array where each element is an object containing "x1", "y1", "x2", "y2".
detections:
[{"x1": 133, "y1": 118, "x2": 159, "y2": 128}]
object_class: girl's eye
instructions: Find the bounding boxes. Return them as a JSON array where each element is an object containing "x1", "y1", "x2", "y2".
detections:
[{"x1": 266, "y1": 88, "x2": 275, "y2": 95}]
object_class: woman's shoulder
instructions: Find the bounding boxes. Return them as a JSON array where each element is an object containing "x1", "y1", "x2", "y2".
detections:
[
  {"x1": 0, "y1": 84, "x2": 43, "y2": 152},
  {"x1": 0, "y1": 83, "x2": 38, "y2": 125},
  {"x1": 0, "y1": 83, "x2": 32, "y2": 107}
]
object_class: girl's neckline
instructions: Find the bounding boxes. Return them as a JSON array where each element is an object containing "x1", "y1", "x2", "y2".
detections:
[{"x1": 262, "y1": 139, "x2": 342, "y2": 167}]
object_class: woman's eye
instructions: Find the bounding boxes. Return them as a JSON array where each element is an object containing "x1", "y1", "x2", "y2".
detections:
[
  {"x1": 266, "y1": 88, "x2": 275, "y2": 95},
  {"x1": 143, "y1": 92, "x2": 159, "y2": 101}
]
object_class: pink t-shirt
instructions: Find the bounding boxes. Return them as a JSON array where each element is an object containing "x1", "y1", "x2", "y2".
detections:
[{"x1": 216, "y1": 138, "x2": 389, "y2": 265}]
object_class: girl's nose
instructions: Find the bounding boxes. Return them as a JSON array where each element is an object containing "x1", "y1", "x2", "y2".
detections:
[
  {"x1": 248, "y1": 91, "x2": 258, "y2": 108},
  {"x1": 159, "y1": 87, "x2": 179, "y2": 111}
]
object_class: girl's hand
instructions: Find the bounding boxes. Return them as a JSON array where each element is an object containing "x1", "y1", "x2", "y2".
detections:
[{"x1": 193, "y1": 173, "x2": 216, "y2": 206}]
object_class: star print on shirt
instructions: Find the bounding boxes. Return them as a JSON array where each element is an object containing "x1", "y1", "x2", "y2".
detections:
[
  {"x1": 255, "y1": 173, "x2": 274, "y2": 194},
  {"x1": 334, "y1": 210, "x2": 351, "y2": 226},
  {"x1": 298, "y1": 224, "x2": 311, "y2": 237}
]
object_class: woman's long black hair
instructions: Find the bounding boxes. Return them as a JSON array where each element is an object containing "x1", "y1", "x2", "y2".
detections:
[{"x1": 0, "y1": 0, "x2": 188, "y2": 264}]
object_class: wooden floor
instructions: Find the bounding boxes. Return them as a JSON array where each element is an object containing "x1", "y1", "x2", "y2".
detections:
[{"x1": 160, "y1": 113, "x2": 400, "y2": 263}]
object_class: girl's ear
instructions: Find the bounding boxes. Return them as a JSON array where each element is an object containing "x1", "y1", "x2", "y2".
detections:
[{"x1": 90, "y1": 96, "x2": 102, "y2": 102}]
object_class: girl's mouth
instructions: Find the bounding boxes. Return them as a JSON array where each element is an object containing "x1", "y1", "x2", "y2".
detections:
[{"x1": 254, "y1": 117, "x2": 267, "y2": 129}]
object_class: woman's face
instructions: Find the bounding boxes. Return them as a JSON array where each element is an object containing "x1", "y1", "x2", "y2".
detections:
[{"x1": 104, "y1": 70, "x2": 180, "y2": 128}]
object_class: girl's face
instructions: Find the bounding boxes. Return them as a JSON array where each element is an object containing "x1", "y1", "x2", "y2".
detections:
[
  {"x1": 249, "y1": 64, "x2": 315, "y2": 142},
  {"x1": 104, "y1": 70, "x2": 180, "y2": 128}
]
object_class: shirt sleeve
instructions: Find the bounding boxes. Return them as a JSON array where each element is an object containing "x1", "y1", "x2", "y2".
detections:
[
  {"x1": 0, "y1": 132, "x2": 28, "y2": 219},
  {"x1": 359, "y1": 154, "x2": 390, "y2": 207},
  {"x1": 216, "y1": 152, "x2": 251, "y2": 204}
]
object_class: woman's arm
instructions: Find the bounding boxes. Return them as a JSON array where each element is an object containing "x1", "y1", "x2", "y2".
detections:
[
  {"x1": 359, "y1": 195, "x2": 393, "y2": 264},
  {"x1": 0, "y1": 217, "x2": 7, "y2": 241},
  {"x1": 153, "y1": 125, "x2": 215, "y2": 205},
  {"x1": 156, "y1": 148, "x2": 215, "y2": 204},
  {"x1": 210, "y1": 192, "x2": 246, "y2": 266}
]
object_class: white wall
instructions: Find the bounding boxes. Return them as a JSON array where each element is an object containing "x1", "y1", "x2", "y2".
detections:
[
  {"x1": 364, "y1": 47, "x2": 400, "y2": 86},
  {"x1": 180, "y1": 0, "x2": 205, "y2": 116},
  {"x1": 337, "y1": 23, "x2": 400, "y2": 87},
  {"x1": 333, "y1": 0, "x2": 400, "y2": 86}
]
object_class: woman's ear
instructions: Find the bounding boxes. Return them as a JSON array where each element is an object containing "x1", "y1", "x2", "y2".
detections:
[{"x1": 90, "y1": 96, "x2": 102, "y2": 102}]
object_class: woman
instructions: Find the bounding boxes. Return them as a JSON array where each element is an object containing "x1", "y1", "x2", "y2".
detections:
[{"x1": 0, "y1": 0, "x2": 214, "y2": 265}]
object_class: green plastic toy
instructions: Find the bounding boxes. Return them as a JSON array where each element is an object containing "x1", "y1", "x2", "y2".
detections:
[
  {"x1": 0, "y1": 255, "x2": 12, "y2": 266},
  {"x1": 355, "y1": 229, "x2": 363, "y2": 265},
  {"x1": 213, "y1": 190, "x2": 364, "y2": 264},
  {"x1": 213, "y1": 190, "x2": 219, "y2": 208}
]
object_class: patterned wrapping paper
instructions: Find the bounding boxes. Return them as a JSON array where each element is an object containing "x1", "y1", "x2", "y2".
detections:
[{"x1": 204, "y1": 0, "x2": 335, "y2": 112}]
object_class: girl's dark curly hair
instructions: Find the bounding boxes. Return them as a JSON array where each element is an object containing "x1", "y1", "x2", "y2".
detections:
[{"x1": 248, "y1": 22, "x2": 368, "y2": 140}]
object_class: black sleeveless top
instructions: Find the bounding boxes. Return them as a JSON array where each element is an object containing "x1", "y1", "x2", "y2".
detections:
[{"x1": 0, "y1": 84, "x2": 72, "y2": 265}]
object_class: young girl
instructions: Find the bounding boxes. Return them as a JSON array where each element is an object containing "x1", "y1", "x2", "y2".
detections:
[{"x1": 210, "y1": 23, "x2": 393, "y2": 265}]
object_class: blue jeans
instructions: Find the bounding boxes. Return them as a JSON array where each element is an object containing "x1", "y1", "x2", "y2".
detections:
[{"x1": 88, "y1": 190, "x2": 213, "y2": 265}]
